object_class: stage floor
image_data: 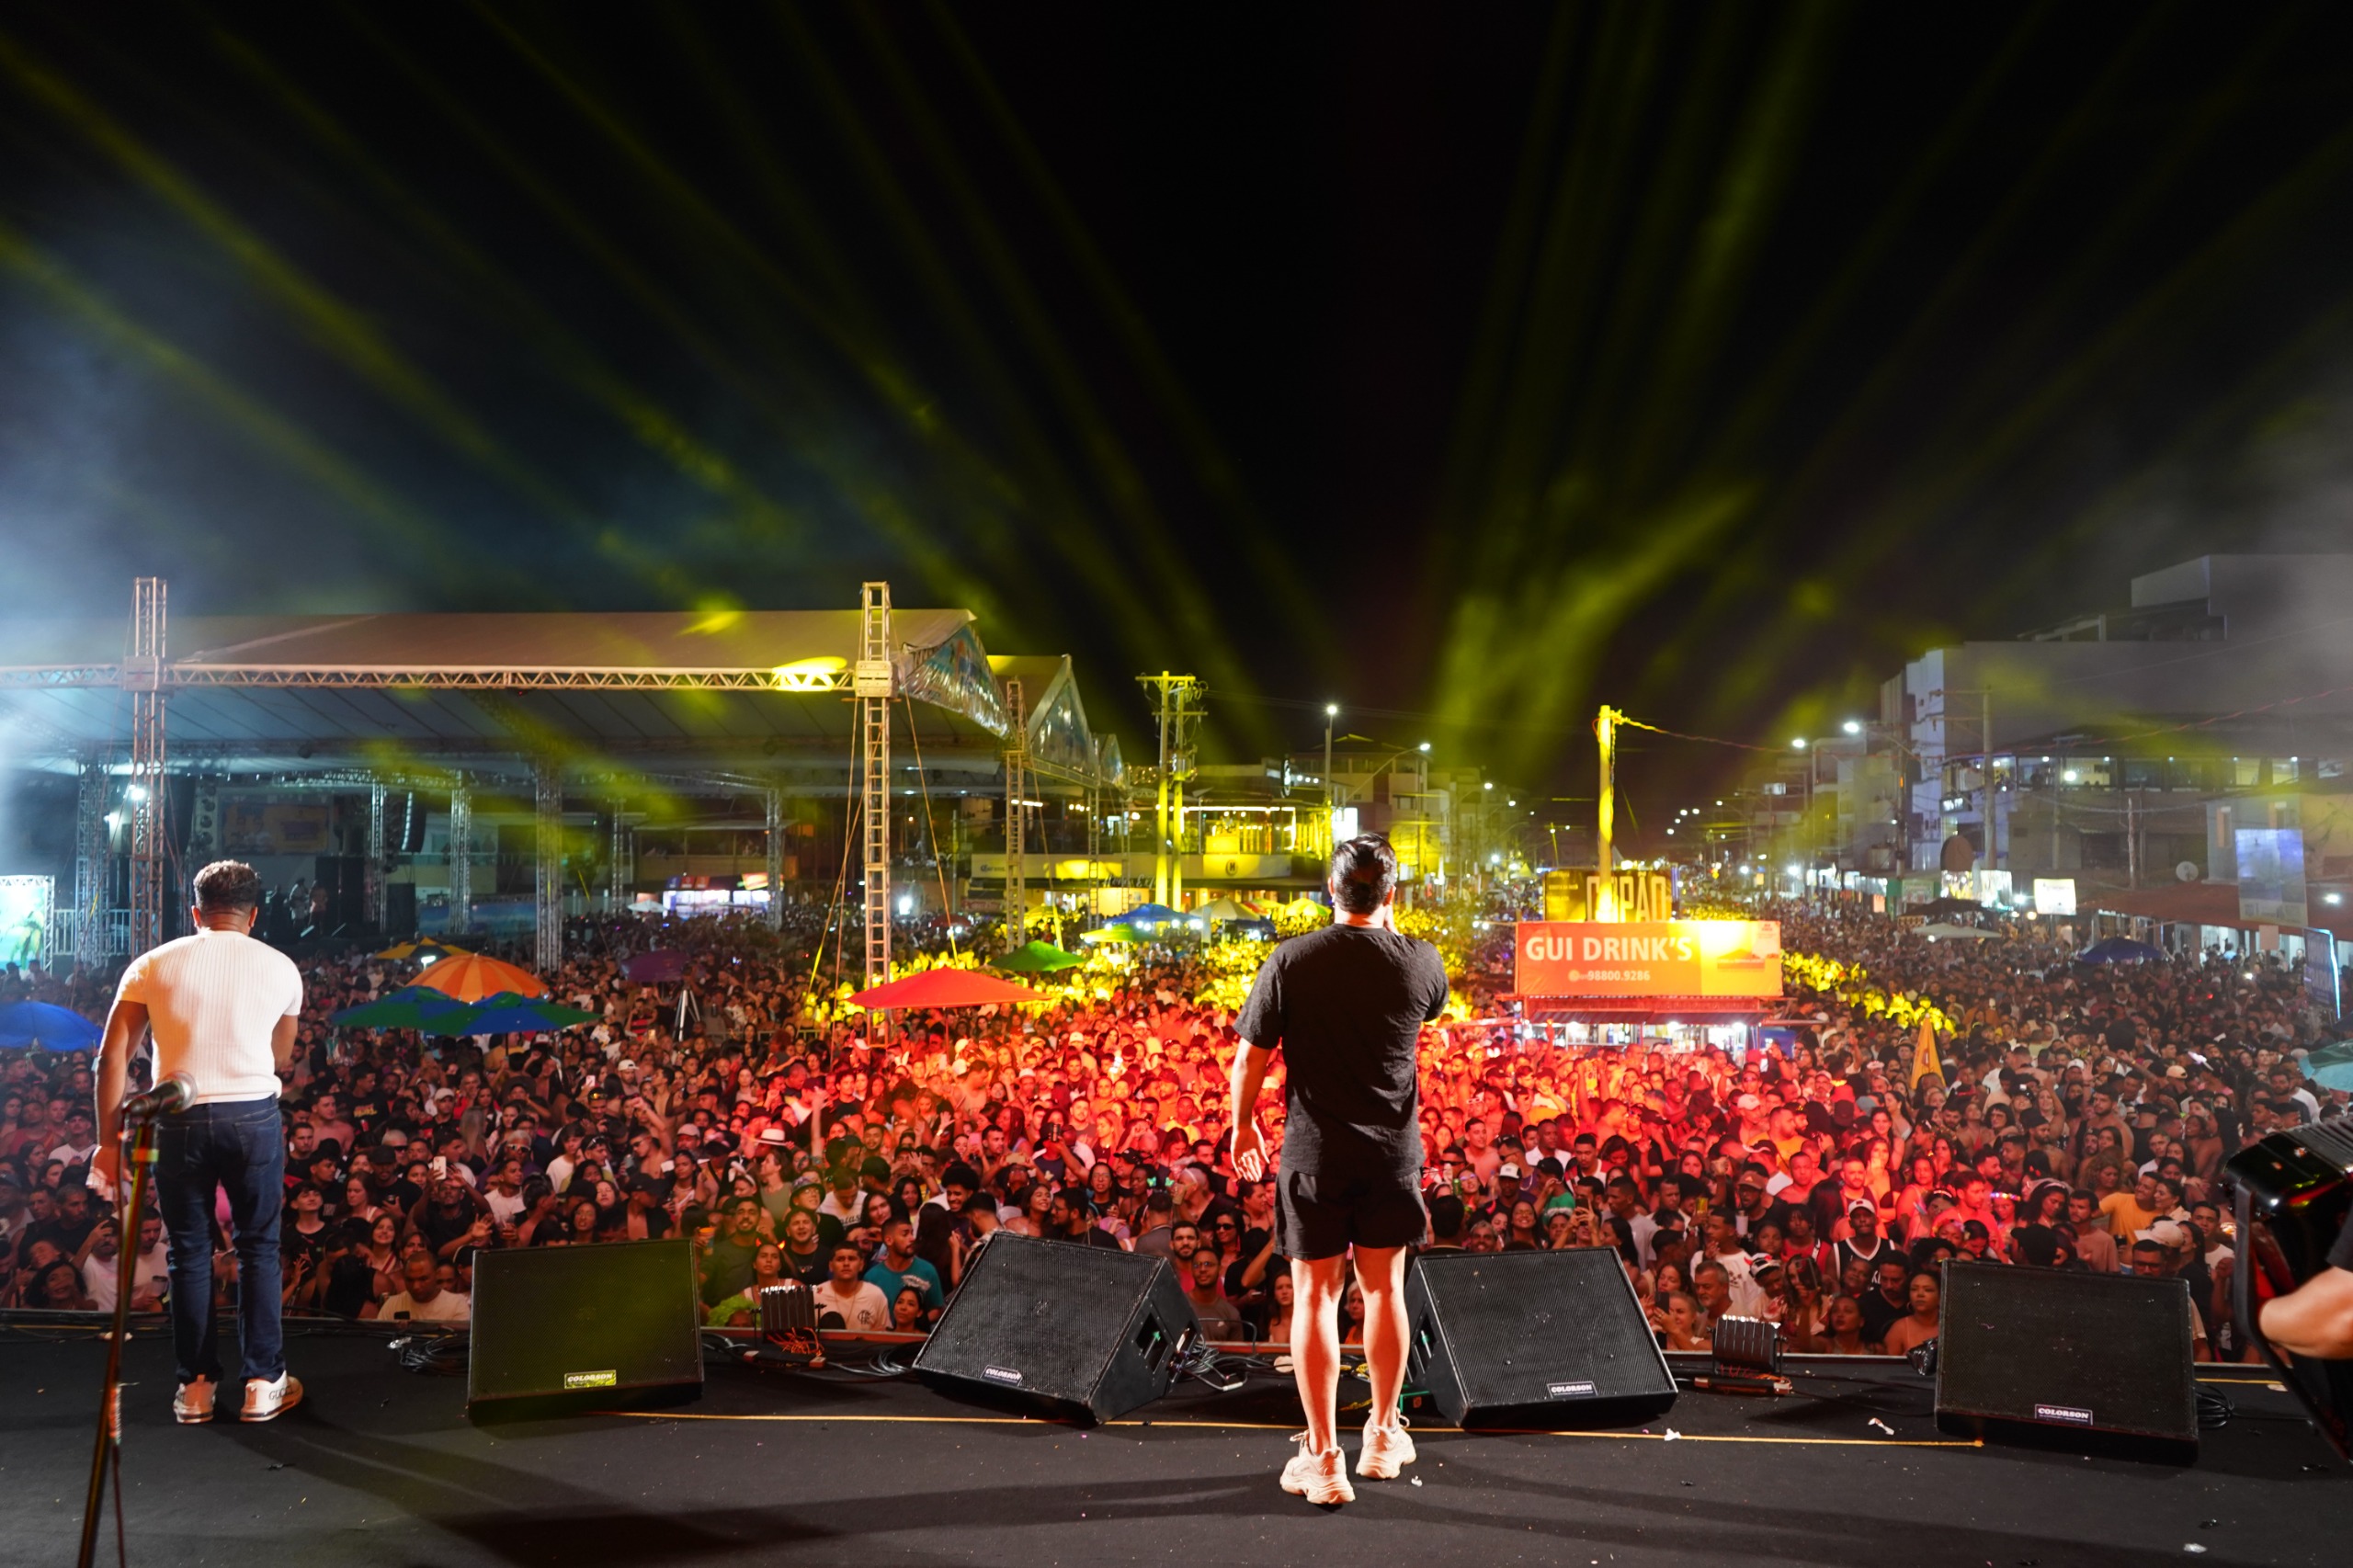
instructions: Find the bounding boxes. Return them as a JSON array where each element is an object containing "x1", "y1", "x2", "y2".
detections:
[{"x1": 0, "y1": 1323, "x2": 2344, "y2": 1567}]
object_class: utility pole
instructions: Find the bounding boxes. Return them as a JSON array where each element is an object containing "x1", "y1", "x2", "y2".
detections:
[
  {"x1": 1982, "y1": 688, "x2": 1998, "y2": 872},
  {"x1": 1324, "y1": 702, "x2": 1338, "y2": 855},
  {"x1": 2126, "y1": 791, "x2": 2140, "y2": 890},
  {"x1": 1595, "y1": 706, "x2": 1621, "y2": 917}
]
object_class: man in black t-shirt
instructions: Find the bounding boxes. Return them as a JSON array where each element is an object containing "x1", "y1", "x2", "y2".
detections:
[{"x1": 1231, "y1": 835, "x2": 1447, "y2": 1506}]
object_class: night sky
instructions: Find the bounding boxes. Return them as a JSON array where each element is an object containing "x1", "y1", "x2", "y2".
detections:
[{"x1": 6, "y1": 3, "x2": 2353, "y2": 810}]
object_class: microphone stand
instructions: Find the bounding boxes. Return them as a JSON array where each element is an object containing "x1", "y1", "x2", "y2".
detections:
[{"x1": 77, "y1": 1115, "x2": 159, "y2": 1568}]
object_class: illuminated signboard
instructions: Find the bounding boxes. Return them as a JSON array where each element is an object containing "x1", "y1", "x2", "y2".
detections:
[
  {"x1": 1515, "y1": 920, "x2": 1783, "y2": 998},
  {"x1": 1541, "y1": 869, "x2": 1672, "y2": 922}
]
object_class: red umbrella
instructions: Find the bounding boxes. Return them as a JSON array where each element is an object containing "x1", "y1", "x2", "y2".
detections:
[{"x1": 846, "y1": 970, "x2": 1049, "y2": 1010}]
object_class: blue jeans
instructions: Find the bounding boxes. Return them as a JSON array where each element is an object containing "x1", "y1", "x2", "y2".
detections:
[{"x1": 153, "y1": 1096, "x2": 285, "y2": 1386}]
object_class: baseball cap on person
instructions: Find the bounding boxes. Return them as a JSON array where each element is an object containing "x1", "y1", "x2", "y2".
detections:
[
  {"x1": 2140, "y1": 1220, "x2": 2190, "y2": 1247},
  {"x1": 1735, "y1": 1093, "x2": 1760, "y2": 1110},
  {"x1": 1498, "y1": 1164, "x2": 1523, "y2": 1180}
]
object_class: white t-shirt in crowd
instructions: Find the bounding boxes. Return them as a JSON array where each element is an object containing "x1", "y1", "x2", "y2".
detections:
[
  {"x1": 115, "y1": 926, "x2": 303, "y2": 1106},
  {"x1": 379, "y1": 1288, "x2": 472, "y2": 1323},
  {"x1": 811, "y1": 1279, "x2": 890, "y2": 1330}
]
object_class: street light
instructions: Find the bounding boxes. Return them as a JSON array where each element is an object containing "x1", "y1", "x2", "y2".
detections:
[
  {"x1": 1323, "y1": 703, "x2": 1338, "y2": 849},
  {"x1": 1842, "y1": 720, "x2": 1861, "y2": 735},
  {"x1": 1791, "y1": 737, "x2": 1807, "y2": 750}
]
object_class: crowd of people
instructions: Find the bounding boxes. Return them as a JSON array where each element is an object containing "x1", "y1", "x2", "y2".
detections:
[{"x1": 0, "y1": 892, "x2": 2345, "y2": 1362}]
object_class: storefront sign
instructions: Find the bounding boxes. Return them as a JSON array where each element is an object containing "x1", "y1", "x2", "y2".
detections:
[
  {"x1": 2032, "y1": 878, "x2": 2076, "y2": 915},
  {"x1": 1515, "y1": 920, "x2": 1783, "y2": 997},
  {"x1": 1541, "y1": 869, "x2": 1673, "y2": 922}
]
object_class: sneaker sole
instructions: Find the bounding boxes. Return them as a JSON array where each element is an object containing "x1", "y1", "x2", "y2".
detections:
[
  {"x1": 174, "y1": 1410, "x2": 214, "y2": 1425},
  {"x1": 1358, "y1": 1445, "x2": 1415, "y2": 1480},
  {"x1": 1281, "y1": 1461, "x2": 1355, "y2": 1505},
  {"x1": 240, "y1": 1391, "x2": 303, "y2": 1423}
]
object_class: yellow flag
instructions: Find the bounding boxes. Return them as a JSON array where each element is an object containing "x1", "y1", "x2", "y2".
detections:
[{"x1": 1913, "y1": 1018, "x2": 1944, "y2": 1091}]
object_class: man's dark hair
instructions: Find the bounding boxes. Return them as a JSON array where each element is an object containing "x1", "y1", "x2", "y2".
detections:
[
  {"x1": 1328, "y1": 834, "x2": 1398, "y2": 915},
  {"x1": 192, "y1": 859, "x2": 261, "y2": 915},
  {"x1": 942, "y1": 1162, "x2": 981, "y2": 1192},
  {"x1": 1427, "y1": 1193, "x2": 1466, "y2": 1243}
]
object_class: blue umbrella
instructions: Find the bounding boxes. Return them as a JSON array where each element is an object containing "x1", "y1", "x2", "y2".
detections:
[
  {"x1": 1112, "y1": 903, "x2": 1185, "y2": 926},
  {"x1": 0, "y1": 1000, "x2": 101, "y2": 1051},
  {"x1": 2078, "y1": 937, "x2": 2165, "y2": 964}
]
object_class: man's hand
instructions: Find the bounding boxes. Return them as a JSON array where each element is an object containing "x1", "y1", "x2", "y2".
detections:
[{"x1": 1232, "y1": 1121, "x2": 1268, "y2": 1183}]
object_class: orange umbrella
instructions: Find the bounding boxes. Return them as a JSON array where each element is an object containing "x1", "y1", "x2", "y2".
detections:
[{"x1": 413, "y1": 951, "x2": 547, "y2": 1003}]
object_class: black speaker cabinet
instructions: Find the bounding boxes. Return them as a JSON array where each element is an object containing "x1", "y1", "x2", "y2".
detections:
[
  {"x1": 1934, "y1": 1263, "x2": 2198, "y2": 1462},
  {"x1": 913, "y1": 1233, "x2": 1199, "y2": 1424},
  {"x1": 467, "y1": 1239, "x2": 704, "y2": 1420},
  {"x1": 1406, "y1": 1247, "x2": 1677, "y2": 1430}
]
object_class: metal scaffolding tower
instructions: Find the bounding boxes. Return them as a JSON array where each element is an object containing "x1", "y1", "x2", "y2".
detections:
[
  {"x1": 534, "y1": 762, "x2": 563, "y2": 971},
  {"x1": 448, "y1": 774, "x2": 472, "y2": 935},
  {"x1": 73, "y1": 758, "x2": 108, "y2": 972},
  {"x1": 366, "y1": 781, "x2": 390, "y2": 934},
  {"x1": 764, "y1": 786, "x2": 786, "y2": 932},
  {"x1": 856, "y1": 583, "x2": 894, "y2": 994},
  {"x1": 1004, "y1": 679, "x2": 1029, "y2": 944},
  {"x1": 126, "y1": 578, "x2": 167, "y2": 956},
  {"x1": 608, "y1": 805, "x2": 632, "y2": 912},
  {"x1": 1137, "y1": 673, "x2": 1199, "y2": 909}
]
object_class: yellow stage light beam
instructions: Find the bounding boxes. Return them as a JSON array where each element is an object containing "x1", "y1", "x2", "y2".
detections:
[
  {"x1": 926, "y1": 0, "x2": 1331, "y2": 663},
  {"x1": 212, "y1": 24, "x2": 819, "y2": 561},
  {"x1": 1696, "y1": 102, "x2": 2353, "y2": 728},
  {"x1": 1742, "y1": 9, "x2": 2165, "y2": 523},
  {"x1": 851, "y1": 8, "x2": 1276, "y2": 747},
  {"x1": 759, "y1": 2, "x2": 1218, "y2": 693},
  {"x1": 338, "y1": 6, "x2": 1010, "y2": 629},
  {"x1": 0, "y1": 218, "x2": 506, "y2": 580},
  {"x1": 1616, "y1": 2, "x2": 1838, "y2": 505},
  {"x1": 0, "y1": 28, "x2": 668, "y2": 588}
]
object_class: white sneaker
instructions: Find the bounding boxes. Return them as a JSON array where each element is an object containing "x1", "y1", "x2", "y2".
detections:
[
  {"x1": 1358, "y1": 1412, "x2": 1415, "y2": 1479},
  {"x1": 173, "y1": 1377, "x2": 216, "y2": 1425},
  {"x1": 1279, "y1": 1433, "x2": 1355, "y2": 1505},
  {"x1": 239, "y1": 1372, "x2": 302, "y2": 1423}
]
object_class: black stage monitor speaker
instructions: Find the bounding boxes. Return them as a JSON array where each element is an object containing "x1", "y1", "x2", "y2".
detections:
[
  {"x1": 913, "y1": 1233, "x2": 1199, "y2": 1424},
  {"x1": 1934, "y1": 1263, "x2": 2198, "y2": 1462},
  {"x1": 1406, "y1": 1247, "x2": 1677, "y2": 1429},
  {"x1": 468, "y1": 1239, "x2": 704, "y2": 1420}
]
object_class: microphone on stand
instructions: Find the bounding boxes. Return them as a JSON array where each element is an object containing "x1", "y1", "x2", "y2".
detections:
[{"x1": 119, "y1": 1074, "x2": 196, "y2": 1125}]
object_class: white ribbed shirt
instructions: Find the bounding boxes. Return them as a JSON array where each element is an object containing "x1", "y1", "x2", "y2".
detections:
[{"x1": 115, "y1": 927, "x2": 303, "y2": 1105}]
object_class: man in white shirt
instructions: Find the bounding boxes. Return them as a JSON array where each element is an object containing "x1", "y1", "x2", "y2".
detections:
[
  {"x1": 95, "y1": 860, "x2": 305, "y2": 1425},
  {"x1": 810, "y1": 1243, "x2": 891, "y2": 1330},
  {"x1": 376, "y1": 1252, "x2": 472, "y2": 1324}
]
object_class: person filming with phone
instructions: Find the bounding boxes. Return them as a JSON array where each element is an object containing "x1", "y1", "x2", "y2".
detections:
[{"x1": 93, "y1": 859, "x2": 306, "y2": 1425}]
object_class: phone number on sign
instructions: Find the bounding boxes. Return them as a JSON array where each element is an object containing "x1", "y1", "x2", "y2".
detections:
[{"x1": 1562, "y1": 969, "x2": 1657, "y2": 983}]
